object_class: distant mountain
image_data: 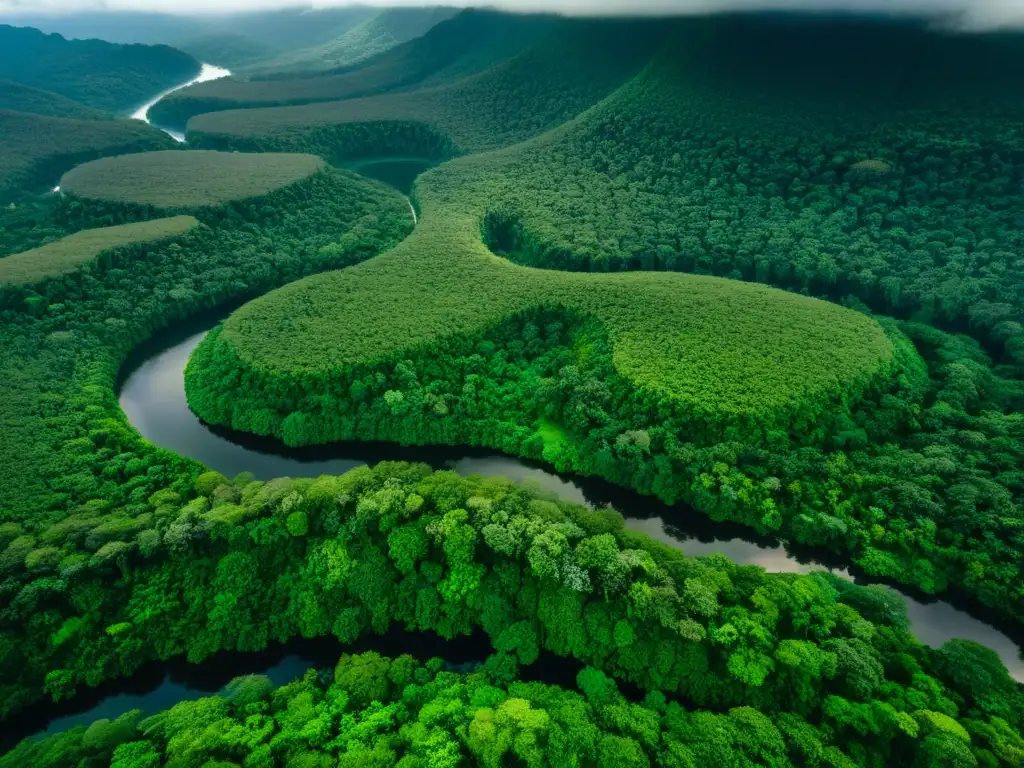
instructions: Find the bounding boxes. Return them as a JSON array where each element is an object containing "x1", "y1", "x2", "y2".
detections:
[
  {"x1": 0, "y1": 25, "x2": 199, "y2": 114},
  {"x1": 173, "y1": 33, "x2": 280, "y2": 71},
  {"x1": 0, "y1": 80, "x2": 109, "y2": 120},
  {"x1": 148, "y1": 10, "x2": 558, "y2": 130},
  {"x1": 8, "y1": 7, "x2": 381, "y2": 71},
  {"x1": 0, "y1": 11, "x2": 205, "y2": 46},
  {"x1": 244, "y1": 7, "x2": 460, "y2": 76}
]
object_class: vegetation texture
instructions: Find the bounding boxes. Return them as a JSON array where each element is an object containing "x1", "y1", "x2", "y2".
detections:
[
  {"x1": 148, "y1": 11, "x2": 560, "y2": 131},
  {"x1": 0, "y1": 215, "x2": 197, "y2": 286},
  {"x1": 0, "y1": 110, "x2": 174, "y2": 201},
  {"x1": 189, "y1": 18, "x2": 667, "y2": 156},
  {"x1": 183, "y1": 16, "x2": 1024, "y2": 632},
  {"x1": 4, "y1": 464, "x2": 1023, "y2": 767},
  {"x1": 60, "y1": 151, "x2": 325, "y2": 209},
  {"x1": 0, "y1": 24, "x2": 199, "y2": 114},
  {"x1": 246, "y1": 7, "x2": 459, "y2": 76},
  {"x1": 2, "y1": 13, "x2": 1024, "y2": 768},
  {"x1": 0, "y1": 80, "x2": 109, "y2": 120}
]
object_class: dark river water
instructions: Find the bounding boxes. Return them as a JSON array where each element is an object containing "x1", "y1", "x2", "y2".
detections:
[
  {"x1": 116, "y1": 315, "x2": 1024, "y2": 684},
  {"x1": 339, "y1": 157, "x2": 439, "y2": 195},
  {"x1": 2, "y1": 629, "x2": 586, "y2": 753}
]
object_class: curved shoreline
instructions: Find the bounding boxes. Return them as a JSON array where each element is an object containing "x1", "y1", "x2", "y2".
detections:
[
  {"x1": 132, "y1": 62, "x2": 231, "y2": 142},
  {"x1": 119, "y1": 314, "x2": 1024, "y2": 682}
]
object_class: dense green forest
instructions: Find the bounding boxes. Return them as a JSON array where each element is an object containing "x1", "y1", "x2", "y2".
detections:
[
  {"x1": 0, "y1": 110, "x2": 174, "y2": 202},
  {"x1": 0, "y1": 22, "x2": 201, "y2": 216},
  {"x1": 60, "y1": 151, "x2": 325, "y2": 209},
  {"x1": 2, "y1": 10, "x2": 1024, "y2": 767},
  {"x1": 148, "y1": 11, "x2": 562, "y2": 131},
  {"x1": 0, "y1": 81, "x2": 109, "y2": 120},
  {"x1": 176, "y1": 16, "x2": 1024, "y2": 634},
  {"x1": 0, "y1": 25, "x2": 198, "y2": 114},
  {"x1": 190, "y1": 19, "x2": 668, "y2": 156},
  {"x1": 245, "y1": 7, "x2": 460, "y2": 76},
  {"x1": 4, "y1": 464, "x2": 1023, "y2": 766},
  {"x1": 0, "y1": 216, "x2": 197, "y2": 286}
]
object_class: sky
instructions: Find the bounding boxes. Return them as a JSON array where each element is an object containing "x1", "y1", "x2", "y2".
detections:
[{"x1": 1, "y1": 0, "x2": 1023, "y2": 28}]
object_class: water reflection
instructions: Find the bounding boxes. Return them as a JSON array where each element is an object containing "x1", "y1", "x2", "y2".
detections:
[
  {"x1": 338, "y1": 157, "x2": 439, "y2": 196},
  {"x1": 2, "y1": 632, "x2": 496, "y2": 753},
  {"x1": 117, "y1": 316, "x2": 1024, "y2": 682}
]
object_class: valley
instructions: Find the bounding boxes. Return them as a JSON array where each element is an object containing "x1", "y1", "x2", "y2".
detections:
[{"x1": 0, "y1": 7, "x2": 1023, "y2": 767}]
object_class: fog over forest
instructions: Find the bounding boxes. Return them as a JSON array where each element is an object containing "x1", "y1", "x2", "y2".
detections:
[{"x1": 1, "y1": 0, "x2": 1023, "y2": 28}]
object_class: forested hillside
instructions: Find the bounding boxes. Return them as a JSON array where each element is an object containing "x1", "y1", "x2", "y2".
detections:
[
  {"x1": 2, "y1": 11, "x2": 1024, "y2": 768},
  {"x1": 4, "y1": 464, "x2": 1022, "y2": 767},
  {"x1": 182, "y1": 16, "x2": 1024, "y2": 632},
  {"x1": 148, "y1": 11, "x2": 559, "y2": 130},
  {"x1": 0, "y1": 81, "x2": 108, "y2": 120},
  {"x1": 0, "y1": 25, "x2": 198, "y2": 113},
  {"x1": 191, "y1": 19, "x2": 667, "y2": 155},
  {"x1": 0, "y1": 110, "x2": 173, "y2": 201},
  {"x1": 245, "y1": 7, "x2": 460, "y2": 76}
]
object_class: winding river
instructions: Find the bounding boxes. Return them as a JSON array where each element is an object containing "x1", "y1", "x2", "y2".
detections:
[
  {"x1": 118, "y1": 313, "x2": 1024, "y2": 684},
  {"x1": 131, "y1": 62, "x2": 231, "y2": 142},
  {"x1": 15, "y1": 79, "x2": 1021, "y2": 752}
]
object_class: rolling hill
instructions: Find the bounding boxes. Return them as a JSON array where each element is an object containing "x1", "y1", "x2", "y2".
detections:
[
  {"x1": 189, "y1": 18, "x2": 668, "y2": 156},
  {"x1": 0, "y1": 216, "x2": 198, "y2": 286},
  {"x1": 0, "y1": 24, "x2": 199, "y2": 114},
  {"x1": 177, "y1": 13, "x2": 1024, "y2": 642},
  {"x1": 6, "y1": 6, "x2": 450, "y2": 75},
  {"x1": 147, "y1": 10, "x2": 558, "y2": 131},
  {"x1": 243, "y1": 7, "x2": 460, "y2": 76},
  {"x1": 2, "y1": 13, "x2": 1024, "y2": 768},
  {"x1": 0, "y1": 80, "x2": 109, "y2": 120},
  {"x1": 0, "y1": 110, "x2": 174, "y2": 201}
]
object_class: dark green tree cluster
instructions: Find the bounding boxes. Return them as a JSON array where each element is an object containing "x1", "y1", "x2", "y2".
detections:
[
  {"x1": 3, "y1": 463, "x2": 1022, "y2": 765},
  {"x1": 148, "y1": 10, "x2": 556, "y2": 131},
  {"x1": 0, "y1": 110, "x2": 174, "y2": 203},
  {"x1": 0, "y1": 653, "x2": 919, "y2": 768},
  {"x1": 187, "y1": 16, "x2": 668, "y2": 156},
  {"x1": 482, "y1": 17, "x2": 1024, "y2": 359},
  {"x1": 0, "y1": 166, "x2": 412, "y2": 530},
  {"x1": 0, "y1": 80, "x2": 110, "y2": 120},
  {"x1": 0, "y1": 24, "x2": 198, "y2": 114},
  {"x1": 185, "y1": 292, "x2": 1024, "y2": 626},
  {"x1": 177, "y1": 14, "x2": 1024, "y2": 629}
]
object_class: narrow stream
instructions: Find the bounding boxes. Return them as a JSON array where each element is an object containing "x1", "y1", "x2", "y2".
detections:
[
  {"x1": 2, "y1": 630, "x2": 585, "y2": 753},
  {"x1": 118, "y1": 313, "x2": 1024, "y2": 683},
  {"x1": 131, "y1": 62, "x2": 231, "y2": 142}
]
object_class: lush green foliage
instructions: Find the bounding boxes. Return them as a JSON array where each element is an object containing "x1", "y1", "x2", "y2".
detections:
[
  {"x1": 246, "y1": 7, "x2": 459, "y2": 76},
  {"x1": 190, "y1": 247, "x2": 890, "y2": 425},
  {"x1": 190, "y1": 18, "x2": 666, "y2": 155},
  {"x1": 0, "y1": 110, "x2": 174, "y2": 201},
  {"x1": 0, "y1": 165, "x2": 411, "y2": 529},
  {"x1": 0, "y1": 80, "x2": 109, "y2": 120},
  {"x1": 148, "y1": 10, "x2": 558, "y2": 130},
  {"x1": 60, "y1": 151, "x2": 325, "y2": 209},
  {"x1": 3, "y1": 464, "x2": 1022, "y2": 766},
  {"x1": 0, "y1": 24, "x2": 198, "y2": 114},
  {"x1": 479, "y1": 18, "x2": 1024, "y2": 357},
  {"x1": 3, "y1": 14, "x2": 1024, "y2": 767},
  {"x1": 11, "y1": 651, "x2": 841, "y2": 768},
  {"x1": 0, "y1": 215, "x2": 197, "y2": 286},
  {"x1": 182, "y1": 15, "x2": 1024, "y2": 629}
]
